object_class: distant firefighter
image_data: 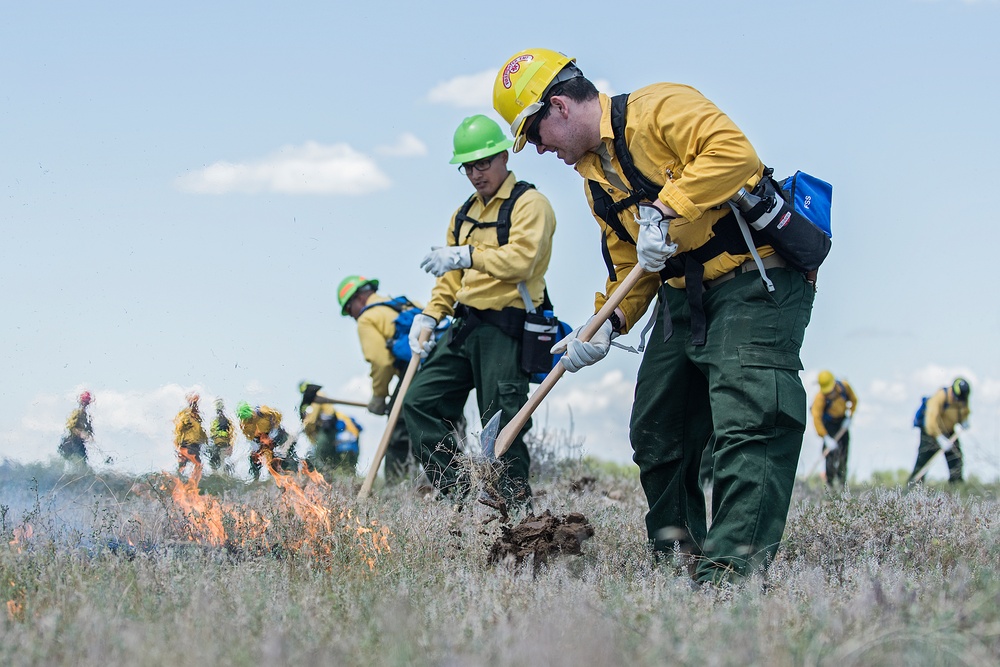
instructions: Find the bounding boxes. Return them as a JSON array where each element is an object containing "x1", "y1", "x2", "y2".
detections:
[
  {"x1": 237, "y1": 401, "x2": 297, "y2": 481},
  {"x1": 174, "y1": 392, "x2": 208, "y2": 478},
  {"x1": 59, "y1": 390, "x2": 94, "y2": 464},
  {"x1": 909, "y1": 377, "x2": 972, "y2": 485},
  {"x1": 207, "y1": 398, "x2": 235, "y2": 474},
  {"x1": 300, "y1": 397, "x2": 362, "y2": 476},
  {"x1": 811, "y1": 371, "x2": 858, "y2": 488}
]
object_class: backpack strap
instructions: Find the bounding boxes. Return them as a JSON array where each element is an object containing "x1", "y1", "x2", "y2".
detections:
[
  {"x1": 610, "y1": 93, "x2": 661, "y2": 199},
  {"x1": 359, "y1": 295, "x2": 414, "y2": 316},
  {"x1": 452, "y1": 181, "x2": 536, "y2": 247},
  {"x1": 591, "y1": 92, "x2": 772, "y2": 346}
]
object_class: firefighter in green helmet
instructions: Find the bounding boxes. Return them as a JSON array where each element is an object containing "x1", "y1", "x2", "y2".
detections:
[
  {"x1": 402, "y1": 114, "x2": 557, "y2": 510},
  {"x1": 336, "y1": 276, "x2": 422, "y2": 483},
  {"x1": 237, "y1": 400, "x2": 296, "y2": 481}
]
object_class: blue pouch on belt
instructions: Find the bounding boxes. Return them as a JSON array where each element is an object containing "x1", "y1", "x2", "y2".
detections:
[{"x1": 780, "y1": 171, "x2": 833, "y2": 239}]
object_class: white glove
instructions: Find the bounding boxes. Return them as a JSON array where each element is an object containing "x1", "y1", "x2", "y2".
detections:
[
  {"x1": 840, "y1": 417, "x2": 852, "y2": 431},
  {"x1": 408, "y1": 313, "x2": 438, "y2": 359},
  {"x1": 367, "y1": 396, "x2": 388, "y2": 416},
  {"x1": 550, "y1": 317, "x2": 618, "y2": 373},
  {"x1": 956, "y1": 421, "x2": 969, "y2": 432},
  {"x1": 635, "y1": 203, "x2": 678, "y2": 272},
  {"x1": 823, "y1": 435, "x2": 839, "y2": 451},
  {"x1": 936, "y1": 434, "x2": 953, "y2": 452},
  {"x1": 420, "y1": 245, "x2": 472, "y2": 277}
]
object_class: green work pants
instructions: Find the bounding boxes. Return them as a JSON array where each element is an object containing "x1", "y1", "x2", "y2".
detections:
[
  {"x1": 403, "y1": 322, "x2": 532, "y2": 501},
  {"x1": 631, "y1": 267, "x2": 814, "y2": 583},
  {"x1": 909, "y1": 431, "x2": 963, "y2": 484}
]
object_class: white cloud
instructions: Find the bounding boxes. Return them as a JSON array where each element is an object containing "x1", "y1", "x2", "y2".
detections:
[
  {"x1": 593, "y1": 79, "x2": 616, "y2": 96},
  {"x1": 375, "y1": 133, "x2": 428, "y2": 157},
  {"x1": 426, "y1": 70, "x2": 495, "y2": 108},
  {"x1": 175, "y1": 141, "x2": 391, "y2": 195}
]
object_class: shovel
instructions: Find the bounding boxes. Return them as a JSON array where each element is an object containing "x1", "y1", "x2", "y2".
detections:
[
  {"x1": 482, "y1": 264, "x2": 648, "y2": 461},
  {"x1": 312, "y1": 396, "x2": 368, "y2": 409},
  {"x1": 300, "y1": 383, "x2": 368, "y2": 411},
  {"x1": 357, "y1": 328, "x2": 431, "y2": 499}
]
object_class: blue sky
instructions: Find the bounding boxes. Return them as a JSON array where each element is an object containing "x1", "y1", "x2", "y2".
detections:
[{"x1": 2, "y1": 0, "x2": 998, "y2": 482}]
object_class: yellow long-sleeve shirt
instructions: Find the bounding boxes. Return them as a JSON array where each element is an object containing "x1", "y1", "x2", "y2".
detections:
[
  {"x1": 423, "y1": 171, "x2": 557, "y2": 321},
  {"x1": 923, "y1": 388, "x2": 971, "y2": 438},
  {"x1": 574, "y1": 86, "x2": 773, "y2": 332},
  {"x1": 65, "y1": 407, "x2": 93, "y2": 440},
  {"x1": 174, "y1": 407, "x2": 208, "y2": 448},
  {"x1": 356, "y1": 292, "x2": 423, "y2": 399},
  {"x1": 302, "y1": 403, "x2": 359, "y2": 441},
  {"x1": 810, "y1": 380, "x2": 858, "y2": 437},
  {"x1": 239, "y1": 406, "x2": 283, "y2": 443}
]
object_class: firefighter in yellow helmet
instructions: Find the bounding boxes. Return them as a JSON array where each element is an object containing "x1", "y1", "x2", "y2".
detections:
[
  {"x1": 493, "y1": 49, "x2": 816, "y2": 585},
  {"x1": 174, "y1": 392, "x2": 208, "y2": 479},
  {"x1": 59, "y1": 390, "x2": 94, "y2": 464},
  {"x1": 810, "y1": 371, "x2": 858, "y2": 488},
  {"x1": 336, "y1": 277, "x2": 422, "y2": 483},
  {"x1": 402, "y1": 113, "x2": 557, "y2": 508}
]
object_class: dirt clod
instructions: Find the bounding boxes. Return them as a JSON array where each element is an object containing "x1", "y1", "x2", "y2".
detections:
[{"x1": 487, "y1": 510, "x2": 594, "y2": 570}]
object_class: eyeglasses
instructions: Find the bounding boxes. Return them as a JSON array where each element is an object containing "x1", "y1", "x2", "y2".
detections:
[
  {"x1": 524, "y1": 98, "x2": 552, "y2": 147},
  {"x1": 457, "y1": 154, "x2": 497, "y2": 175}
]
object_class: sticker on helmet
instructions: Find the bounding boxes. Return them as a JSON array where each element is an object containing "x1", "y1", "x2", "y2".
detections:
[{"x1": 502, "y1": 55, "x2": 533, "y2": 89}]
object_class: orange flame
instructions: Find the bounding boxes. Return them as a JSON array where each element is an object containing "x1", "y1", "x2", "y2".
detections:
[{"x1": 165, "y1": 459, "x2": 390, "y2": 569}]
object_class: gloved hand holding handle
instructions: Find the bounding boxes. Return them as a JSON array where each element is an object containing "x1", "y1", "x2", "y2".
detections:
[
  {"x1": 635, "y1": 203, "x2": 678, "y2": 272},
  {"x1": 408, "y1": 313, "x2": 438, "y2": 359},
  {"x1": 551, "y1": 317, "x2": 619, "y2": 373}
]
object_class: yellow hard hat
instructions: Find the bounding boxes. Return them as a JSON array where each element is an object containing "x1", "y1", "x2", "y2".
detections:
[
  {"x1": 493, "y1": 48, "x2": 578, "y2": 153},
  {"x1": 818, "y1": 370, "x2": 835, "y2": 394}
]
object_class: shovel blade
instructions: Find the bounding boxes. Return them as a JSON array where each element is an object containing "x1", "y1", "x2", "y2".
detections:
[{"x1": 480, "y1": 412, "x2": 503, "y2": 461}]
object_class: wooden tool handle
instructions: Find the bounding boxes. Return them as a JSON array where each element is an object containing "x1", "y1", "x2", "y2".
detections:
[
  {"x1": 358, "y1": 328, "x2": 431, "y2": 499},
  {"x1": 493, "y1": 265, "x2": 647, "y2": 458}
]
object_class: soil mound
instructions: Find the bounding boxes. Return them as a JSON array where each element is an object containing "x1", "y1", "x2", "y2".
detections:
[{"x1": 487, "y1": 510, "x2": 594, "y2": 570}]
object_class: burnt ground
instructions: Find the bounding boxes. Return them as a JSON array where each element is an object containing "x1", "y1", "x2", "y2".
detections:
[{"x1": 487, "y1": 510, "x2": 594, "y2": 570}]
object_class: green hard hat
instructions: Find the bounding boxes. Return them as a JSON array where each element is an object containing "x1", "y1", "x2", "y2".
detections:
[
  {"x1": 236, "y1": 401, "x2": 253, "y2": 421},
  {"x1": 337, "y1": 275, "x2": 379, "y2": 316},
  {"x1": 449, "y1": 115, "x2": 513, "y2": 165}
]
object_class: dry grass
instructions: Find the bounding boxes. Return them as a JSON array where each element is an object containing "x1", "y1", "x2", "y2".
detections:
[{"x1": 1, "y1": 454, "x2": 998, "y2": 666}]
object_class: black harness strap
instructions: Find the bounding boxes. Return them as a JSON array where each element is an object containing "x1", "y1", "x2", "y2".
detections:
[
  {"x1": 588, "y1": 93, "x2": 772, "y2": 346},
  {"x1": 453, "y1": 181, "x2": 535, "y2": 247}
]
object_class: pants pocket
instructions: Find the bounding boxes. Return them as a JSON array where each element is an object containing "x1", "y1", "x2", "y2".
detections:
[{"x1": 737, "y1": 345, "x2": 806, "y2": 433}]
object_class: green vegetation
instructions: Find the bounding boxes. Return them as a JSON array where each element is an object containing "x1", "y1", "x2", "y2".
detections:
[{"x1": 1, "y1": 456, "x2": 998, "y2": 666}]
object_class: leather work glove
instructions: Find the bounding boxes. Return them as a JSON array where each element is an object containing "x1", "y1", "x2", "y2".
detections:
[
  {"x1": 823, "y1": 435, "x2": 839, "y2": 451},
  {"x1": 420, "y1": 245, "x2": 473, "y2": 277},
  {"x1": 635, "y1": 203, "x2": 678, "y2": 272},
  {"x1": 408, "y1": 313, "x2": 438, "y2": 359},
  {"x1": 936, "y1": 434, "x2": 954, "y2": 452},
  {"x1": 367, "y1": 395, "x2": 388, "y2": 416},
  {"x1": 550, "y1": 317, "x2": 618, "y2": 373}
]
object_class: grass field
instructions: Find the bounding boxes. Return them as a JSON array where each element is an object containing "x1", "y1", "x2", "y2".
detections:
[{"x1": 2, "y1": 448, "x2": 999, "y2": 667}]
